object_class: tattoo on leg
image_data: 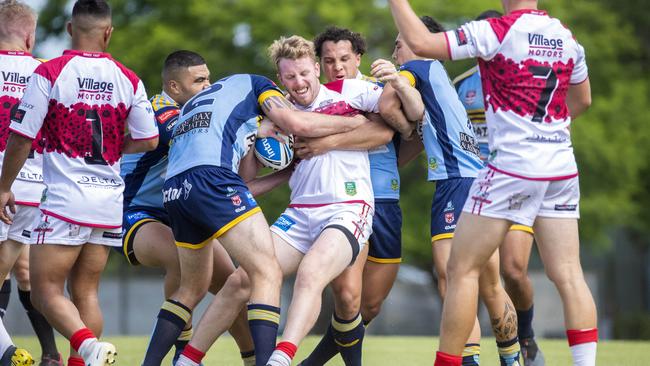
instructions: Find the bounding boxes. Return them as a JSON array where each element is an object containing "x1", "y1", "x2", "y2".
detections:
[{"x1": 491, "y1": 302, "x2": 518, "y2": 342}]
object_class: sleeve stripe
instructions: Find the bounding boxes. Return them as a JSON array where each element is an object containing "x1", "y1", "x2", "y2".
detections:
[
  {"x1": 257, "y1": 89, "x2": 284, "y2": 106},
  {"x1": 9, "y1": 128, "x2": 36, "y2": 140},
  {"x1": 443, "y1": 31, "x2": 452, "y2": 60},
  {"x1": 398, "y1": 70, "x2": 416, "y2": 88},
  {"x1": 131, "y1": 134, "x2": 159, "y2": 141}
]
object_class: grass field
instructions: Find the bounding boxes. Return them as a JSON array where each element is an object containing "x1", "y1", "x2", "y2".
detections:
[{"x1": 14, "y1": 335, "x2": 646, "y2": 365}]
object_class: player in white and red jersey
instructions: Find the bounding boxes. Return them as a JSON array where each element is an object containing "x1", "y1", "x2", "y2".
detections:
[
  {"x1": 255, "y1": 35, "x2": 396, "y2": 366},
  {"x1": 387, "y1": 1, "x2": 597, "y2": 365},
  {"x1": 0, "y1": 1, "x2": 158, "y2": 366}
]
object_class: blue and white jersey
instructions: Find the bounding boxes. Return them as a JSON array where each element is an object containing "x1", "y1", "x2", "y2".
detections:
[
  {"x1": 166, "y1": 74, "x2": 283, "y2": 179},
  {"x1": 355, "y1": 73, "x2": 401, "y2": 200},
  {"x1": 122, "y1": 92, "x2": 179, "y2": 210},
  {"x1": 453, "y1": 66, "x2": 487, "y2": 146},
  {"x1": 399, "y1": 60, "x2": 483, "y2": 181}
]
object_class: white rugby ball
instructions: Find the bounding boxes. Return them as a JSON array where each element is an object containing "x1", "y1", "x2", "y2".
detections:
[{"x1": 254, "y1": 134, "x2": 294, "y2": 170}]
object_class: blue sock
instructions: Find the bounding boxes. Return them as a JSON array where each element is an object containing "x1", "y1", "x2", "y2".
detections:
[
  {"x1": 516, "y1": 305, "x2": 535, "y2": 340},
  {"x1": 332, "y1": 313, "x2": 365, "y2": 366},
  {"x1": 247, "y1": 303, "x2": 280, "y2": 366},
  {"x1": 142, "y1": 299, "x2": 191, "y2": 366},
  {"x1": 299, "y1": 322, "x2": 338, "y2": 366},
  {"x1": 497, "y1": 337, "x2": 521, "y2": 366},
  {"x1": 462, "y1": 343, "x2": 480, "y2": 366},
  {"x1": 0, "y1": 279, "x2": 10, "y2": 318}
]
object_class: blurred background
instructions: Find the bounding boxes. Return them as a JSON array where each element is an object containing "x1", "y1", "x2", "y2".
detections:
[{"x1": 5, "y1": 0, "x2": 650, "y2": 341}]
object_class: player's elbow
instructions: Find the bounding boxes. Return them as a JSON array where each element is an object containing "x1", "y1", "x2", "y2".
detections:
[{"x1": 141, "y1": 136, "x2": 159, "y2": 151}]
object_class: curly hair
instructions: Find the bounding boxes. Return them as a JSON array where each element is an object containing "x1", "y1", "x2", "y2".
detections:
[{"x1": 313, "y1": 26, "x2": 366, "y2": 58}]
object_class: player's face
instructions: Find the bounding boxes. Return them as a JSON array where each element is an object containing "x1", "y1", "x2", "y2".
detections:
[
  {"x1": 175, "y1": 64, "x2": 211, "y2": 105},
  {"x1": 392, "y1": 34, "x2": 416, "y2": 66},
  {"x1": 277, "y1": 56, "x2": 321, "y2": 107},
  {"x1": 320, "y1": 40, "x2": 361, "y2": 82}
]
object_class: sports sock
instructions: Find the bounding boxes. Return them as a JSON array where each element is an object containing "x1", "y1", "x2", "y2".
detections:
[
  {"x1": 179, "y1": 344, "x2": 205, "y2": 365},
  {"x1": 266, "y1": 342, "x2": 296, "y2": 366},
  {"x1": 247, "y1": 303, "x2": 280, "y2": 366},
  {"x1": 461, "y1": 343, "x2": 480, "y2": 366},
  {"x1": 332, "y1": 313, "x2": 364, "y2": 366},
  {"x1": 567, "y1": 328, "x2": 598, "y2": 366},
  {"x1": 18, "y1": 289, "x2": 59, "y2": 356},
  {"x1": 70, "y1": 328, "x2": 96, "y2": 353},
  {"x1": 241, "y1": 350, "x2": 256, "y2": 366},
  {"x1": 516, "y1": 305, "x2": 535, "y2": 340},
  {"x1": 0, "y1": 316, "x2": 13, "y2": 356},
  {"x1": 0, "y1": 279, "x2": 10, "y2": 318},
  {"x1": 174, "y1": 326, "x2": 193, "y2": 355},
  {"x1": 67, "y1": 356, "x2": 85, "y2": 366},
  {"x1": 434, "y1": 351, "x2": 462, "y2": 366},
  {"x1": 497, "y1": 337, "x2": 521, "y2": 366},
  {"x1": 142, "y1": 299, "x2": 191, "y2": 366},
  {"x1": 299, "y1": 321, "x2": 338, "y2": 366}
]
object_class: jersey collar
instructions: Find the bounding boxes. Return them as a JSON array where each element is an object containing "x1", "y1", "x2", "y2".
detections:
[
  {"x1": 0, "y1": 50, "x2": 32, "y2": 56},
  {"x1": 63, "y1": 49, "x2": 111, "y2": 59},
  {"x1": 508, "y1": 9, "x2": 547, "y2": 16}
]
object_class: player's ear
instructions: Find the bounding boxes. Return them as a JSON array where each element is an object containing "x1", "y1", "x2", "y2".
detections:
[
  {"x1": 315, "y1": 62, "x2": 321, "y2": 77},
  {"x1": 25, "y1": 31, "x2": 35, "y2": 53},
  {"x1": 104, "y1": 26, "x2": 114, "y2": 47},
  {"x1": 355, "y1": 53, "x2": 361, "y2": 68},
  {"x1": 66, "y1": 21, "x2": 73, "y2": 37}
]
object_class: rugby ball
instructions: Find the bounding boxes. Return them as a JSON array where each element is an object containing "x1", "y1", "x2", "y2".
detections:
[{"x1": 254, "y1": 134, "x2": 294, "y2": 170}]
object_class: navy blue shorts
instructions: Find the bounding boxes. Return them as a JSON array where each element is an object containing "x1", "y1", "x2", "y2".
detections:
[
  {"x1": 118, "y1": 207, "x2": 170, "y2": 266},
  {"x1": 430, "y1": 177, "x2": 474, "y2": 243},
  {"x1": 163, "y1": 165, "x2": 260, "y2": 249},
  {"x1": 367, "y1": 199, "x2": 402, "y2": 263}
]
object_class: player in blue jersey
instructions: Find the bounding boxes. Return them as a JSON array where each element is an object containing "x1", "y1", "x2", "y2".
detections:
[
  {"x1": 373, "y1": 16, "x2": 521, "y2": 365},
  {"x1": 452, "y1": 10, "x2": 544, "y2": 365},
  {"x1": 120, "y1": 51, "x2": 256, "y2": 366},
  {"x1": 296, "y1": 27, "x2": 404, "y2": 366},
  {"x1": 151, "y1": 71, "x2": 370, "y2": 366}
]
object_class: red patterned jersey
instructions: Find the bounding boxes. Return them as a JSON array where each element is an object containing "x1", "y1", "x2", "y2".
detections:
[
  {"x1": 444, "y1": 9, "x2": 588, "y2": 179},
  {"x1": 0, "y1": 50, "x2": 44, "y2": 206},
  {"x1": 10, "y1": 50, "x2": 158, "y2": 228}
]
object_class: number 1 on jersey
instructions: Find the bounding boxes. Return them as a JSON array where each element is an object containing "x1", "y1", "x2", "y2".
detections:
[{"x1": 528, "y1": 65, "x2": 558, "y2": 123}]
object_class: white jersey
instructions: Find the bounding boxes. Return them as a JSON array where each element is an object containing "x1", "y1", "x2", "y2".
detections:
[
  {"x1": 0, "y1": 51, "x2": 45, "y2": 206},
  {"x1": 10, "y1": 50, "x2": 158, "y2": 228},
  {"x1": 289, "y1": 79, "x2": 379, "y2": 208},
  {"x1": 444, "y1": 9, "x2": 588, "y2": 180}
]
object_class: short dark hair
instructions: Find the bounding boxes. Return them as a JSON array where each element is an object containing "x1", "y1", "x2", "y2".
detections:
[
  {"x1": 313, "y1": 26, "x2": 366, "y2": 58},
  {"x1": 162, "y1": 50, "x2": 206, "y2": 80},
  {"x1": 476, "y1": 10, "x2": 502, "y2": 21},
  {"x1": 420, "y1": 16, "x2": 445, "y2": 34},
  {"x1": 72, "y1": 0, "x2": 111, "y2": 19}
]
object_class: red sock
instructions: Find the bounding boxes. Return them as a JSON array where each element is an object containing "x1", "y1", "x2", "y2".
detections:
[
  {"x1": 276, "y1": 341, "x2": 297, "y2": 359},
  {"x1": 434, "y1": 351, "x2": 462, "y2": 366},
  {"x1": 70, "y1": 328, "x2": 96, "y2": 352},
  {"x1": 181, "y1": 344, "x2": 206, "y2": 364},
  {"x1": 567, "y1": 328, "x2": 598, "y2": 346},
  {"x1": 67, "y1": 356, "x2": 85, "y2": 366}
]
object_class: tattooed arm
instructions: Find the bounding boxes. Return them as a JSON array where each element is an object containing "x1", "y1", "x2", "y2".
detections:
[{"x1": 261, "y1": 94, "x2": 368, "y2": 138}]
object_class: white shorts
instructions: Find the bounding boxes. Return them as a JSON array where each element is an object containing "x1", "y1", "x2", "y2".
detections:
[
  {"x1": 0, "y1": 205, "x2": 41, "y2": 244},
  {"x1": 463, "y1": 167, "x2": 580, "y2": 227},
  {"x1": 270, "y1": 202, "x2": 374, "y2": 260},
  {"x1": 28, "y1": 213, "x2": 123, "y2": 247}
]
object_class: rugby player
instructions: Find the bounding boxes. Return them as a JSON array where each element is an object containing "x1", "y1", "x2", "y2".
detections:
[
  {"x1": 453, "y1": 10, "x2": 544, "y2": 365},
  {"x1": 0, "y1": 1, "x2": 159, "y2": 365},
  {"x1": 149, "y1": 60, "x2": 371, "y2": 366},
  {"x1": 386, "y1": 1, "x2": 597, "y2": 365},
  {"x1": 373, "y1": 15, "x2": 522, "y2": 365},
  {"x1": 297, "y1": 26, "x2": 404, "y2": 366}
]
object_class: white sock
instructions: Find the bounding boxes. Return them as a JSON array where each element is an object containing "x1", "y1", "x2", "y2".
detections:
[
  {"x1": 175, "y1": 354, "x2": 200, "y2": 366},
  {"x1": 0, "y1": 317, "x2": 13, "y2": 356},
  {"x1": 243, "y1": 355, "x2": 256, "y2": 366},
  {"x1": 265, "y1": 349, "x2": 291, "y2": 366},
  {"x1": 78, "y1": 337, "x2": 99, "y2": 361},
  {"x1": 570, "y1": 342, "x2": 597, "y2": 366}
]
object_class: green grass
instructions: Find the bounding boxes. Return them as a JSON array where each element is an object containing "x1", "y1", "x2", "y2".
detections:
[{"x1": 14, "y1": 335, "x2": 648, "y2": 365}]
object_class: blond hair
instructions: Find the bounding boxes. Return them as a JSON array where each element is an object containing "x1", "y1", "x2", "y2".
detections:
[
  {"x1": 0, "y1": 0, "x2": 36, "y2": 43},
  {"x1": 268, "y1": 35, "x2": 316, "y2": 66}
]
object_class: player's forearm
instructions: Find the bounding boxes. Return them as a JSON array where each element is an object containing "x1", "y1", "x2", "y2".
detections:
[
  {"x1": 567, "y1": 78, "x2": 592, "y2": 120},
  {"x1": 246, "y1": 168, "x2": 292, "y2": 197},
  {"x1": 238, "y1": 148, "x2": 261, "y2": 182},
  {"x1": 122, "y1": 134, "x2": 159, "y2": 154},
  {"x1": 397, "y1": 136, "x2": 424, "y2": 167},
  {"x1": 327, "y1": 116, "x2": 395, "y2": 151},
  {"x1": 291, "y1": 111, "x2": 365, "y2": 138},
  {"x1": 392, "y1": 80, "x2": 425, "y2": 122},
  {"x1": 0, "y1": 133, "x2": 33, "y2": 191},
  {"x1": 379, "y1": 88, "x2": 415, "y2": 136},
  {"x1": 388, "y1": 0, "x2": 449, "y2": 60}
]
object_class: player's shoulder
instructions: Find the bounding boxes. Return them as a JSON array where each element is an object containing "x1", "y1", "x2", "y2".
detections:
[
  {"x1": 106, "y1": 56, "x2": 141, "y2": 92},
  {"x1": 150, "y1": 93, "x2": 179, "y2": 113},
  {"x1": 452, "y1": 66, "x2": 479, "y2": 86}
]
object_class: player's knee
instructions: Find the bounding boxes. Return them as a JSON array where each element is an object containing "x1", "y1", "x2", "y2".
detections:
[
  {"x1": 293, "y1": 269, "x2": 327, "y2": 295},
  {"x1": 545, "y1": 264, "x2": 582, "y2": 290},
  {"x1": 361, "y1": 299, "x2": 383, "y2": 322},
  {"x1": 12, "y1": 265, "x2": 30, "y2": 289},
  {"x1": 248, "y1": 259, "x2": 282, "y2": 289},
  {"x1": 221, "y1": 270, "x2": 251, "y2": 303},
  {"x1": 333, "y1": 285, "x2": 361, "y2": 316},
  {"x1": 500, "y1": 258, "x2": 527, "y2": 284}
]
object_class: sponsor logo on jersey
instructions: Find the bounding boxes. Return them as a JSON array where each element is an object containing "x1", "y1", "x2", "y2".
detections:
[
  {"x1": 11, "y1": 108, "x2": 26, "y2": 124},
  {"x1": 1, "y1": 72, "x2": 29, "y2": 92},
  {"x1": 245, "y1": 191, "x2": 257, "y2": 206},
  {"x1": 525, "y1": 133, "x2": 568, "y2": 143},
  {"x1": 444, "y1": 224, "x2": 457, "y2": 231},
  {"x1": 77, "y1": 78, "x2": 115, "y2": 101},
  {"x1": 235, "y1": 205, "x2": 247, "y2": 213},
  {"x1": 162, "y1": 182, "x2": 191, "y2": 203},
  {"x1": 231, "y1": 195, "x2": 242, "y2": 206},
  {"x1": 68, "y1": 224, "x2": 80, "y2": 237},
  {"x1": 391, "y1": 179, "x2": 399, "y2": 191},
  {"x1": 157, "y1": 108, "x2": 180, "y2": 124},
  {"x1": 273, "y1": 214, "x2": 296, "y2": 232},
  {"x1": 102, "y1": 231, "x2": 123, "y2": 239},
  {"x1": 508, "y1": 193, "x2": 531, "y2": 210},
  {"x1": 428, "y1": 157, "x2": 438, "y2": 171},
  {"x1": 17, "y1": 171, "x2": 43, "y2": 182},
  {"x1": 182, "y1": 179, "x2": 192, "y2": 199},
  {"x1": 460, "y1": 132, "x2": 481, "y2": 157},
  {"x1": 33, "y1": 219, "x2": 52, "y2": 234},
  {"x1": 454, "y1": 28, "x2": 468, "y2": 46},
  {"x1": 528, "y1": 33, "x2": 564, "y2": 57},
  {"x1": 554, "y1": 204, "x2": 577, "y2": 211},
  {"x1": 77, "y1": 176, "x2": 121, "y2": 188},
  {"x1": 226, "y1": 186, "x2": 237, "y2": 197},
  {"x1": 172, "y1": 112, "x2": 212, "y2": 138},
  {"x1": 464, "y1": 90, "x2": 477, "y2": 105},
  {"x1": 444, "y1": 201, "x2": 455, "y2": 212},
  {"x1": 21, "y1": 230, "x2": 31, "y2": 238},
  {"x1": 345, "y1": 181, "x2": 357, "y2": 196},
  {"x1": 444, "y1": 212, "x2": 455, "y2": 224}
]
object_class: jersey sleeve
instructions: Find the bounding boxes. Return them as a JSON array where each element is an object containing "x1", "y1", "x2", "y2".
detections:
[
  {"x1": 343, "y1": 79, "x2": 382, "y2": 113},
  {"x1": 443, "y1": 20, "x2": 501, "y2": 61},
  {"x1": 9, "y1": 71, "x2": 50, "y2": 139},
  {"x1": 570, "y1": 42, "x2": 588, "y2": 84},
  {"x1": 126, "y1": 80, "x2": 158, "y2": 140},
  {"x1": 251, "y1": 74, "x2": 284, "y2": 107},
  {"x1": 153, "y1": 105, "x2": 179, "y2": 147},
  {"x1": 398, "y1": 60, "x2": 425, "y2": 89}
]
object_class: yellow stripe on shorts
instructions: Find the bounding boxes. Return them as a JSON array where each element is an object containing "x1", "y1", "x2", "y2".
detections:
[
  {"x1": 509, "y1": 224, "x2": 534, "y2": 234},
  {"x1": 367, "y1": 255, "x2": 402, "y2": 264},
  {"x1": 432, "y1": 233, "x2": 454, "y2": 244}
]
